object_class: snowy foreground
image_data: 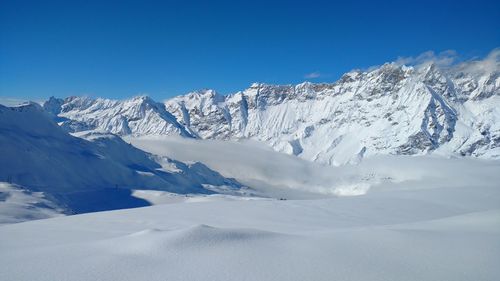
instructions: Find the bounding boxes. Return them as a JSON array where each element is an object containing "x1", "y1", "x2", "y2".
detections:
[
  {"x1": 1, "y1": 136, "x2": 500, "y2": 281},
  {"x1": 1, "y1": 181, "x2": 499, "y2": 281}
]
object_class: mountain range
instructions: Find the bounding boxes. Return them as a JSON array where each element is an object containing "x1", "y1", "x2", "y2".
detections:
[{"x1": 43, "y1": 54, "x2": 499, "y2": 165}]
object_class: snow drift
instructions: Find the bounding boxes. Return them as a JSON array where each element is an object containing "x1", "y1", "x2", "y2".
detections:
[{"x1": 1, "y1": 176, "x2": 499, "y2": 281}]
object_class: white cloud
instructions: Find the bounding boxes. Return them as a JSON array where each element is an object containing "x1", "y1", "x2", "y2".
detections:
[
  {"x1": 304, "y1": 71, "x2": 322, "y2": 79},
  {"x1": 453, "y1": 48, "x2": 500, "y2": 78},
  {"x1": 394, "y1": 49, "x2": 459, "y2": 68},
  {"x1": 374, "y1": 48, "x2": 499, "y2": 78},
  {"x1": 129, "y1": 136, "x2": 500, "y2": 198}
]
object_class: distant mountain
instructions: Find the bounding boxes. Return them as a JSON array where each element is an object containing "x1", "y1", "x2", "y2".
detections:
[
  {"x1": 45, "y1": 55, "x2": 499, "y2": 165},
  {"x1": 44, "y1": 95, "x2": 193, "y2": 137}
]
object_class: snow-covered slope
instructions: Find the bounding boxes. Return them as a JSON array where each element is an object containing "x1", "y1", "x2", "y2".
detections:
[
  {"x1": 0, "y1": 103, "x2": 245, "y2": 221},
  {"x1": 2, "y1": 103, "x2": 499, "y2": 279},
  {"x1": 1, "y1": 168, "x2": 499, "y2": 281}
]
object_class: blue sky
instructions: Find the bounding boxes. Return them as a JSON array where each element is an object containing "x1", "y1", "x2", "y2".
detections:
[{"x1": 1, "y1": 0, "x2": 499, "y2": 102}]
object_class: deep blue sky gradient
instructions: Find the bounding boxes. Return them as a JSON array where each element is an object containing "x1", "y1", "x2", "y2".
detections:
[{"x1": 1, "y1": 0, "x2": 499, "y2": 101}]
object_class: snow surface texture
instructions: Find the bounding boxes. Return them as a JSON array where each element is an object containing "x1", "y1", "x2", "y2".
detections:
[
  {"x1": 0, "y1": 103, "x2": 246, "y2": 221},
  {"x1": 46, "y1": 50, "x2": 500, "y2": 165},
  {"x1": 1, "y1": 173, "x2": 499, "y2": 281}
]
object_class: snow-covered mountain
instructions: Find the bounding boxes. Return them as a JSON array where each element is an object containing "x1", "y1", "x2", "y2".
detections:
[
  {"x1": 0, "y1": 103, "x2": 244, "y2": 222},
  {"x1": 165, "y1": 59, "x2": 499, "y2": 165},
  {"x1": 44, "y1": 95, "x2": 193, "y2": 137},
  {"x1": 45, "y1": 52, "x2": 499, "y2": 165}
]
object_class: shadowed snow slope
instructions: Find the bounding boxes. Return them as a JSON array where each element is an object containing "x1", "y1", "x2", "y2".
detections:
[
  {"x1": 0, "y1": 183, "x2": 64, "y2": 224},
  {"x1": 0, "y1": 179, "x2": 499, "y2": 281},
  {"x1": 0, "y1": 103, "x2": 245, "y2": 222}
]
